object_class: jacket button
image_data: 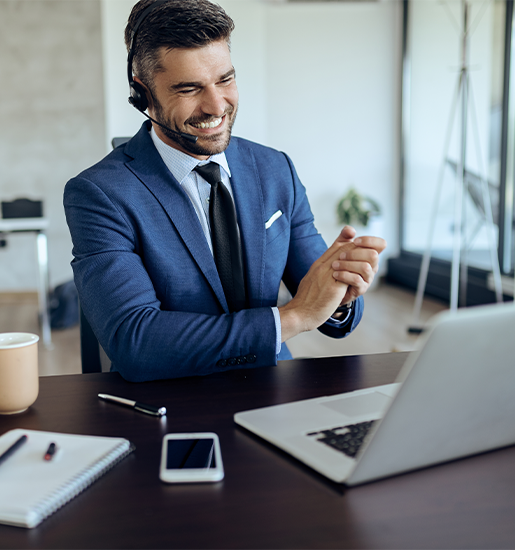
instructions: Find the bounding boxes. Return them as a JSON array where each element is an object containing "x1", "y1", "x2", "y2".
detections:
[
  {"x1": 228, "y1": 357, "x2": 237, "y2": 366},
  {"x1": 217, "y1": 359, "x2": 227, "y2": 368},
  {"x1": 245, "y1": 354, "x2": 257, "y2": 363},
  {"x1": 236, "y1": 356, "x2": 247, "y2": 365}
]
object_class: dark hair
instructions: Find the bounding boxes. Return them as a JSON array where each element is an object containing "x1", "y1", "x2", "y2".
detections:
[{"x1": 125, "y1": 0, "x2": 235, "y2": 89}]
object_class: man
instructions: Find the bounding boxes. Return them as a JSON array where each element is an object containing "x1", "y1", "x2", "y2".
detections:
[{"x1": 64, "y1": 0, "x2": 386, "y2": 382}]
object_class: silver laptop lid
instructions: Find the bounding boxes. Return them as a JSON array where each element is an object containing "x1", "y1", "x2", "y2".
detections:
[{"x1": 347, "y1": 302, "x2": 515, "y2": 485}]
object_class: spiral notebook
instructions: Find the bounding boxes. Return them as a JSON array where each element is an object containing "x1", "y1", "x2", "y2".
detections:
[{"x1": 0, "y1": 428, "x2": 133, "y2": 528}]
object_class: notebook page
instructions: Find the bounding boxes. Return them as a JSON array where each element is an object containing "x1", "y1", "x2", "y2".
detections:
[{"x1": 0, "y1": 428, "x2": 131, "y2": 528}]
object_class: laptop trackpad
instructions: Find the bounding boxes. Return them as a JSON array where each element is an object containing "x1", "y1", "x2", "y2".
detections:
[{"x1": 321, "y1": 392, "x2": 391, "y2": 418}]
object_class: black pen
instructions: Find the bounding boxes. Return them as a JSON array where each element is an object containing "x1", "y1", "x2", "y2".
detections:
[
  {"x1": 98, "y1": 393, "x2": 166, "y2": 416},
  {"x1": 0, "y1": 434, "x2": 28, "y2": 466}
]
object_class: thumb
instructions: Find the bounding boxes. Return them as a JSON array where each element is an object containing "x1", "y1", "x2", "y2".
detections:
[
  {"x1": 335, "y1": 225, "x2": 356, "y2": 243},
  {"x1": 317, "y1": 225, "x2": 357, "y2": 264}
]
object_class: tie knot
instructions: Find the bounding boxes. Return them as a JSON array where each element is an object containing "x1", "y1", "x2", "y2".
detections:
[{"x1": 194, "y1": 162, "x2": 221, "y2": 187}]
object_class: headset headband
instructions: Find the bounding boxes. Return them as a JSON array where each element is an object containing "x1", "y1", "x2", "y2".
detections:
[
  {"x1": 125, "y1": 0, "x2": 198, "y2": 143},
  {"x1": 127, "y1": 0, "x2": 168, "y2": 86}
]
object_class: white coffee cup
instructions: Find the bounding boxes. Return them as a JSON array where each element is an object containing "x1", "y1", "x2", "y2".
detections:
[{"x1": 0, "y1": 333, "x2": 39, "y2": 414}]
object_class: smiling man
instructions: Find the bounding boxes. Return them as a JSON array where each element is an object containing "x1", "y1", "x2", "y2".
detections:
[
  {"x1": 63, "y1": 0, "x2": 386, "y2": 382},
  {"x1": 148, "y1": 42, "x2": 238, "y2": 156}
]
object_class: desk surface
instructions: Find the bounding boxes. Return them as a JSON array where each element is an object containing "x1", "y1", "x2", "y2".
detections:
[
  {"x1": 0, "y1": 218, "x2": 49, "y2": 232},
  {"x1": 1, "y1": 352, "x2": 514, "y2": 549}
]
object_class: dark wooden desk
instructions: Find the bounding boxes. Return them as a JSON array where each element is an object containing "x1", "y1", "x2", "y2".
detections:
[{"x1": 1, "y1": 352, "x2": 514, "y2": 549}]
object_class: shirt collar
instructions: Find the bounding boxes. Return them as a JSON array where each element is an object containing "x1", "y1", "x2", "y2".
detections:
[{"x1": 150, "y1": 126, "x2": 231, "y2": 184}]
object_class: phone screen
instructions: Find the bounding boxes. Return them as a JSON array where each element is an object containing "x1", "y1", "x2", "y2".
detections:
[{"x1": 166, "y1": 438, "x2": 216, "y2": 470}]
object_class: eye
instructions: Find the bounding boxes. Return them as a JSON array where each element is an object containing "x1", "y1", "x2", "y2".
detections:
[
  {"x1": 219, "y1": 77, "x2": 234, "y2": 86},
  {"x1": 178, "y1": 88, "x2": 197, "y2": 95}
]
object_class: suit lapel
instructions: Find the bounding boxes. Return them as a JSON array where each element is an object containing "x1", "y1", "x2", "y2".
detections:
[
  {"x1": 124, "y1": 124, "x2": 229, "y2": 311},
  {"x1": 226, "y1": 139, "x2": 266, "y2": 307}
]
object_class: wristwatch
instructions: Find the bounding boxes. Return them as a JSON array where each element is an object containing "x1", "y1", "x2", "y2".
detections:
[{"x1": 334, "y1": 301, "x2": 354, "y2": 315}]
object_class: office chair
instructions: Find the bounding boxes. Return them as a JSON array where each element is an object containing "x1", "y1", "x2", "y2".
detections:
[
  {"x1": 80, "y1": 306, "x2": 102, "y2": 373},
  {"x1": 1, "y1": 198, "x2": 43, "y2": 219},
  {"x1": 111, "y1": 137, "x2": 131, "y2": 149},
  {"x1": 0, "y1": 198, "x2": 44, "y2": 246},
  {"x1": 80, "y1": 138, "x2": 132, "y2": 373}
]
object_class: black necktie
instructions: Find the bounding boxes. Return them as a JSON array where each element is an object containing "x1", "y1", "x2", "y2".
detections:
[{"x1": 194, "y1": 162, "x2": 246, "y2": 312}]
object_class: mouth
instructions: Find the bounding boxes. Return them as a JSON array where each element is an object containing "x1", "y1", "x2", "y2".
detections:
[{"x1": 189, "y1": 115, "x2": 224, "y2": 131}]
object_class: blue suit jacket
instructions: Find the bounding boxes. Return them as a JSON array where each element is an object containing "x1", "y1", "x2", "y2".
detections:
[{"x1": 64, "y1": 122, "x2": 363, "y2": 381}]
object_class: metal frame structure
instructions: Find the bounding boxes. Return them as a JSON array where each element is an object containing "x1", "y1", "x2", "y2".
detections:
[{"x1": 396, "y1": 0, "x2": 515, "y2": 323}]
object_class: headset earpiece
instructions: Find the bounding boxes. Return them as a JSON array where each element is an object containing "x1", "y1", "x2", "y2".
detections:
[
  {"x1": 127, "y1": 0, "x2": 168, "y2": 114},
  {"x1": 128, "y1": 80, "x2": 148, "y2": 113}
]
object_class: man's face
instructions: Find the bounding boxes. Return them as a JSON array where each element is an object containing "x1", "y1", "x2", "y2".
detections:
[{"x1": 144, "y1": 39, "x2": 239, "y2": 159}]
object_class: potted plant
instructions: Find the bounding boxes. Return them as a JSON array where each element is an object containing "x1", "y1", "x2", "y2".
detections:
[{"x1": 336, "y1": 187, "x2": 381, "y2": 228}]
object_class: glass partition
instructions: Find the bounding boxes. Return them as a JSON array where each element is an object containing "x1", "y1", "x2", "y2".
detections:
[{"x1": 403, "y1": 0, "x2": 508, "y2": 274}]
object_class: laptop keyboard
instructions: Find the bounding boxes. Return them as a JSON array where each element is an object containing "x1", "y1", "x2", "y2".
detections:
[{"x1": 307, "y1": 420, "x2": 376, "y2": 459}]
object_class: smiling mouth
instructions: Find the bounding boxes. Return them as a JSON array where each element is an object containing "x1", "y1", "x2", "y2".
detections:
[{"x1": 190, "y1": 116, "x2": 223, "y2": 130}]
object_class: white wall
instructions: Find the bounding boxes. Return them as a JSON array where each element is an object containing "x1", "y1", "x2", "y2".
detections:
[
  {"x1": 263, "y1": 0, "x2": 400, "y2": 260},
  {"x1": 101, "y1": 0, "x2": 147, "y2": 151},
  {"x1": 102, "y1": 0, "x2": 402, "y2": 266}
]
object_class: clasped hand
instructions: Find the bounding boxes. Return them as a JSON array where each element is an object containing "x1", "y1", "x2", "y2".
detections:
[
  {"x1": 279, "y1": 225, "x2": 386, "y2": 341},
  {"x1": 330, "y1": 225, "x2": 386, "y2": 306}
]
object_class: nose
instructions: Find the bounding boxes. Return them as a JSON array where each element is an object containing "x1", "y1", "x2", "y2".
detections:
[{"x1": 200, "y1": 86, "x2": 226, "y2": 117}]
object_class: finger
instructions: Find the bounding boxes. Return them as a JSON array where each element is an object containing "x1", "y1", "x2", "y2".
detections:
[
  {"x1": 332, "y1": 260, "x2": 376, "y2": 284},
  {"x1": 334, "y1": 225, "x2": 356, "y2": 243},
  {"x1": 317, "y1": 237, "x2": 357, "y2": 264},
  {"x1": 337, "y1": 248, "x2": 379, "y2": 267},
  {"x1": 353, "y1": 236, "x2": 387, "y2": 253},
  {"x1": 332, "y1": 269, "x2": 369, "y2": 293},
  {"x1": 340, "y1": 285, "x2": 362, "y2": 305}
]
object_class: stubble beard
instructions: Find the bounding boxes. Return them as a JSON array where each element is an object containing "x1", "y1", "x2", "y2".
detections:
[{"x1": 153, "y1": 99, "x2": 237, "y2": 157}]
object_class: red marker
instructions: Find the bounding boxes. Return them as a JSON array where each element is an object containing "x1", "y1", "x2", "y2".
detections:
[{"x1": 44, "y1": 442, "x2": 57, "y2": 461}]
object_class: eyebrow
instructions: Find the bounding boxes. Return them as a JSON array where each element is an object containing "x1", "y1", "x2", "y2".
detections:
[{"x1": 171, "y1": 68, "x2": 236, "y2": 91}]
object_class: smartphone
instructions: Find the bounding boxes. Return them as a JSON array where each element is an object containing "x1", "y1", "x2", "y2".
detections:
[{"x1": 159, "y1": 432, "x2": 224, "y2": 483}]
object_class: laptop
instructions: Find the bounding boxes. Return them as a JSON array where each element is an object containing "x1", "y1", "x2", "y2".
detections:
[{"x1": 234, "y1": 302, "x2": 515, "y2": 485}]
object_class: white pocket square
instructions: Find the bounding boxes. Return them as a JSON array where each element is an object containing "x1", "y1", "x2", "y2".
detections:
[{"x1": 265, "y1": 210, "x2": 283, "y2": 229}]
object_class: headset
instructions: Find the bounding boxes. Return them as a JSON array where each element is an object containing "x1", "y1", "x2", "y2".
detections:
[{"x1": 127, "y1": 0, "x2": 197, "y2": 143}]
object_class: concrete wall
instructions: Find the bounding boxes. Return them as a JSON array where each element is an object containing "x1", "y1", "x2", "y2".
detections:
[{"x1": 0, "y1": 0, "x2": 106, "y2": 291}]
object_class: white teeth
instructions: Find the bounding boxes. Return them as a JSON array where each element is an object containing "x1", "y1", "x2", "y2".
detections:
[{"x1": 197, "y1": 117, "x2": 222, "y2": 129}]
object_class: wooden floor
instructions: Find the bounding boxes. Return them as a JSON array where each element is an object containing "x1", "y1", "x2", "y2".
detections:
[
  {"x1": 0, "y1": 281, "x2": 448, "y2": 377},
  {"x1": 0, "y1": 292, "x2": 81, "y2": 376}
]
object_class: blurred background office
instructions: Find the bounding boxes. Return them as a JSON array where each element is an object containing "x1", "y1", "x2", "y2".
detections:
[{"x1": 0, "y1": 0, "x2": 512, "y2": 375}]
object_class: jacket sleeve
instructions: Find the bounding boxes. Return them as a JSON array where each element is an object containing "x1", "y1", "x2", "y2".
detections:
[{"x1": 64, "y1": 174, "x2": 278, "y2": 382}]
